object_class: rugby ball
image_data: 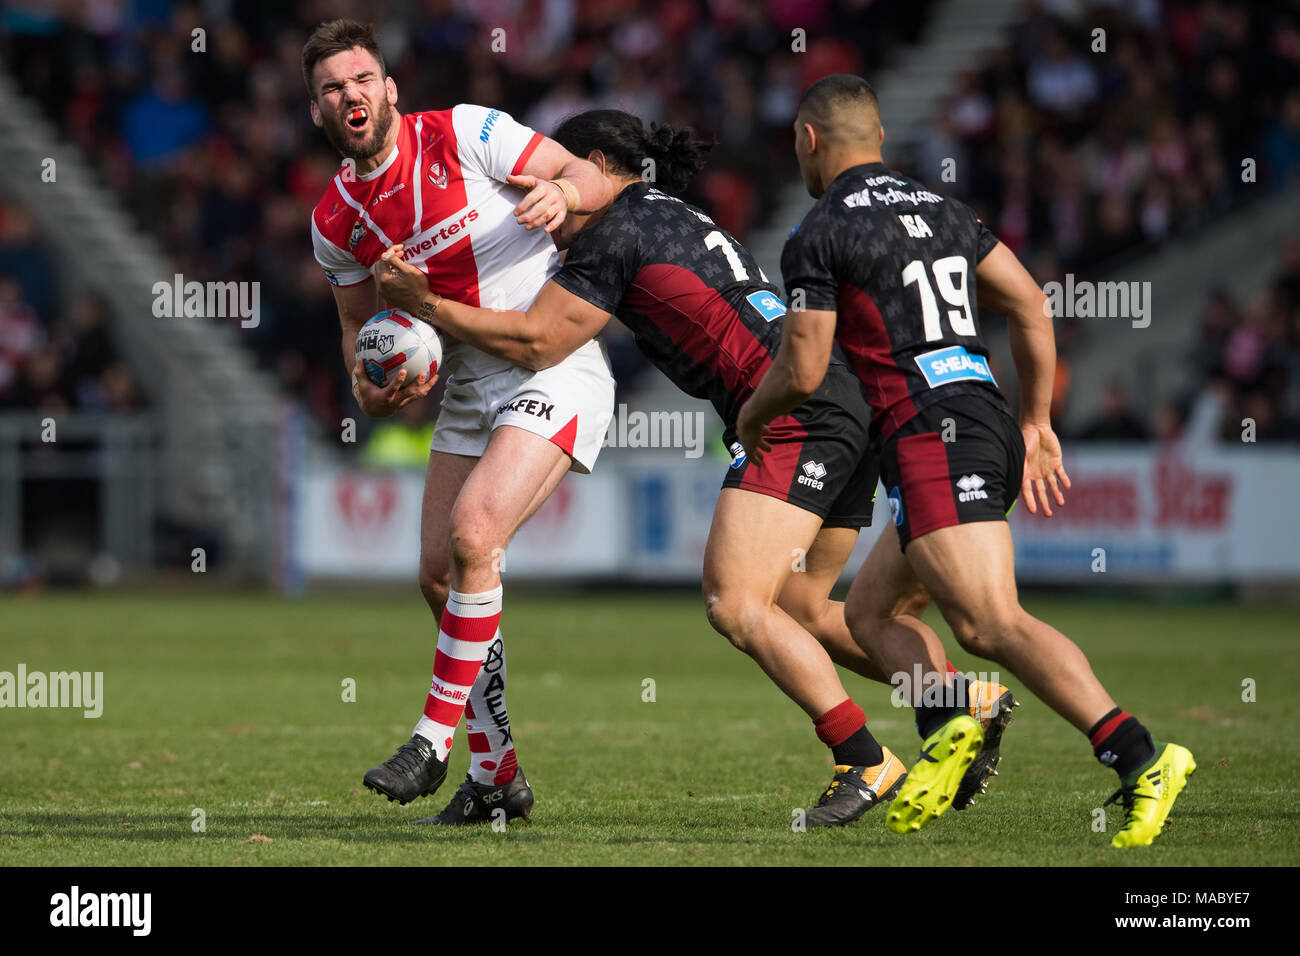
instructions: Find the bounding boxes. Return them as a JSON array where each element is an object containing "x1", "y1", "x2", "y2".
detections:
[{"x1": 356, "y1": 309, "x2": 442, "y2": 388}]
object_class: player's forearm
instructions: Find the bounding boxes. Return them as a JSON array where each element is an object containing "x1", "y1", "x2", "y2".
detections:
[
  {"x1": 975, "y1": 243, "x2": 1055, "y2": 424},
  {"x1": 414, "y1": 293, "x2": 543, "y2": 368},
  {"x1": 555, "y1": 157, "x2": 614, "y2": 214},
  {"x1": 748, "y1": 310, "x2": 833, "y2": 419},
  {"x1": 333, "y1": 280, "x2": 380, "y2": 383},
  {"x1": 1008, "y1": 306, "x2": 1056, "y2": 424},
  {"x1": 341, "y1": 326, "x2": 358, "y2": 372},
  {"x1": 745, "y1": 355, "x2": 818, "y2": 426}
]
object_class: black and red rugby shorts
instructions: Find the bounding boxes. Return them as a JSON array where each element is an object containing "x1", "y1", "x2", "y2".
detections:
[
  {"x1": 879, "y1": 390, "x2": 1024, "y2": 550},
  {"x1": 722, "y1": 363, "x2": 878, "y2": 528}
]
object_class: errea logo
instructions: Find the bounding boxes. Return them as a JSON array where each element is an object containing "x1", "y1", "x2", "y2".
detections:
[
  {"x1": 798, "y1": 460, "x2": 827, "y2": 491},
  {"x1": 956, "y1": 474, "x2": 988, "y2": 502}
]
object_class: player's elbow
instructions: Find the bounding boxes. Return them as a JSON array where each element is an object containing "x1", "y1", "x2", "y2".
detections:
[
  {"x1": 519, "y1": 341, "x2": 560, "y2": 371},
  {"x1": 789, "y1": 364, "x2": 825, "y2": 401},
  {"x1": 522, "y1": 331, "x2": 580, "y2": 371},
  {"x1": 1012, "y1": 289, "x2": 1052, "y2": 328},
  {"x1": 1030, "y1": 288, "x2": 1052, "y2": 323}
]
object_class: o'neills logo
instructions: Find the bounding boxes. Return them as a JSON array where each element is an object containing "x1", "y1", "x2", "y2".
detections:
[
  {"x1": 370, "y1": 182, "x2": 406, "y2": 207},
  {"x1": 430, "y1": 680, "x2": 467, "y2": 702}
]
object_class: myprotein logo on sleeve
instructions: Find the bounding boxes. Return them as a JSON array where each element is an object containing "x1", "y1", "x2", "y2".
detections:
[{"x1": 479, "y1": 109, "x2": 501, "y2": 144}]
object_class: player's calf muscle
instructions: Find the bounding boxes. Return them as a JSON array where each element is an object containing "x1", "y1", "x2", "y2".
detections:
[
  {"x1": 417, "y1": 561, "x2": 450, "y2": 615},
  {"x1": 778, "y1": 594, "x2": 833, "y2": 640},
  {"x1": 419, "y1": 451, "x2": 474, "y2": 612}
]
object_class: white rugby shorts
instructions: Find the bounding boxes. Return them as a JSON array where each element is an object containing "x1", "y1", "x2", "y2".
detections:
[{"x1": 430, "y1": 338, "x2": 615, "y2": 474}]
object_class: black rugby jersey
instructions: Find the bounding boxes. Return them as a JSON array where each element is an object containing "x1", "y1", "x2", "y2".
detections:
[
  {"x1": 552, "y1": 181, "x2": 829, "y2": 427},
  {"x1": 780, "y1": 161, "x2": 1010, "y2": 440}
]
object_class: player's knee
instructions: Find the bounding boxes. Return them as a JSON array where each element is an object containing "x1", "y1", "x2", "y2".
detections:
[
  {"x1": 950, "y1": 606, "x2": 1021, "y2": 656},
  {"x1": 703, "y1": 590, "x2": 762, "y2": 652},
  {"x1": 447, "y1": 516, "x2": 502, "y2": 575}
]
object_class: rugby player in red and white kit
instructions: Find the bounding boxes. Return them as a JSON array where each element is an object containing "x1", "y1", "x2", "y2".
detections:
[{"x1": 303, "y1": 19, "x2": 615, "y2": 823}]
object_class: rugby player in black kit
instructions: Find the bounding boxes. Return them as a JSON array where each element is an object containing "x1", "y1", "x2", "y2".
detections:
[
  {"x1": 377, "y1": 109, "x2": 1012, "y2": 827},
  {"x1": 737, "y1": 75, "x2": 1194, "y2": 846}
]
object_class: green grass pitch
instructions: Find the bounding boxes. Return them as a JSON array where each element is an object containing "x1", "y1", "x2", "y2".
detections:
[{"x1": 1, "y1": 590, "x2": 1296, "y2": 866}]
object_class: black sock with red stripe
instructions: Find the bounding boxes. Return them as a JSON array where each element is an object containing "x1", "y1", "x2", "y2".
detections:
[
  {"x1": 915, "y1": 674, "x2": 970, "y2": 739},
  {"x1": 815, "y1": 699, "x2": 884, "y2": 767},
  {"x1": 1088, "y1": 708, "x2": 1155, "y2": 779}
]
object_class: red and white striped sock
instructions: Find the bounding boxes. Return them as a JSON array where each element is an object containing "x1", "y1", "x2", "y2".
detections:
[
  {"x1": 413, "y1": 586, "x2": 503, "y2": 760},
  {"x1": 464, "y1": 628, "x2": 518, "y2": 785}
]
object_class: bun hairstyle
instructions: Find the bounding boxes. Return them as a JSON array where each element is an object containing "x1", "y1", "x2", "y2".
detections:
[{"x1": 553, "y1": 109, "x2": 715, "y2": 196}]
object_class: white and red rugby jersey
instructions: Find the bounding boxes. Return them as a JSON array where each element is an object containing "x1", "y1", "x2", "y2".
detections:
[{"x1": 312, "y1": 104, "x2": 559, "y2": 380}]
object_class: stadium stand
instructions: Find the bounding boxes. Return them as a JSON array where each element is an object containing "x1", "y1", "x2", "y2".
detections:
[
  {"x1": 0, "y1": 0, "x2": 937, "y2": 434},
  {"x1": 909, "y1": 0, "x2": 1300, "y2": 444}
]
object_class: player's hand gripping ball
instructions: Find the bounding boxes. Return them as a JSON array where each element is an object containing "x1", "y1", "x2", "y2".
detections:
[{"x1": 355, "y1": 309, "x2": 443, "y2": 389}]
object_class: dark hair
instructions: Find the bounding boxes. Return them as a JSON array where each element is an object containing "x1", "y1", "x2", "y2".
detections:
[
  {"x1": 302, "y1": 19, "x2": 386, "y2": 100},
  {"x1": 552, "y1": 109, "x2": 714, "y2": 196},
  {"x1": 798, "y1": 74, "x2": 880, "y2": 127}
]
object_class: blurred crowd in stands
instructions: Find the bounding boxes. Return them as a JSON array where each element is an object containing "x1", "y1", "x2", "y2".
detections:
[
  {"x1": 920, "y1": 0, "x2": 1300, "y2": 275},
  {"x1": 0, "y1": 202, "x2": 142, "y2": 412},
  {"x1": 0, "y1": 0, "x2": 932, "y2": 432},
  {"x1": 2, "y1": 0, "x2": 1299, "y2": 446},
  {"x1": 1068, "y1": 238, "x2": 1300, "y2": 444},
  {"x1": 919, "y1": 0, "x2": 1300, "y2": 445},
  {"x1": 1181, "y1": 239, "x2": 1300, "y2": 443}
]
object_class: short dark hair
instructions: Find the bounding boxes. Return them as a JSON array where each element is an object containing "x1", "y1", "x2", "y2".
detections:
[
  {"x1": 302, "y1": 19, "x2": 385, "y2": 100},
  {"x1": 797, "y1": 74, "x2": 880, "y2": 135}
]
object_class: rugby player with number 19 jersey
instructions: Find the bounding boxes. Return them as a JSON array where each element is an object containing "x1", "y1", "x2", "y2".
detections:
[{"x1": 738, "y1": 75, "x2": 1194, "y2": 846}]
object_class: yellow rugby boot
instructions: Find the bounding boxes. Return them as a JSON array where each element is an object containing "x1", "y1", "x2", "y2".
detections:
[
  {"x1": 1107, "y1": 741, "x2": 1196, "y2": 847},
  {"x1": 887, "y1": 714, "x2": 983, "y2": 833}
]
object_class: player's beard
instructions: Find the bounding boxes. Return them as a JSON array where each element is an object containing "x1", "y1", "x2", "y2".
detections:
[{"x1": 323, "y1": 97, "x2": 396, "y2": 162}]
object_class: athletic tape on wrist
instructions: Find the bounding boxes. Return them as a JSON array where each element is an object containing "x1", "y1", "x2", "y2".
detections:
[{"x1": 549, "y1": 178, "x2": 579, "y2": 212}]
